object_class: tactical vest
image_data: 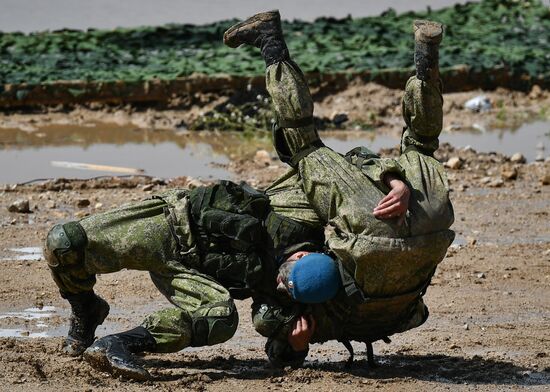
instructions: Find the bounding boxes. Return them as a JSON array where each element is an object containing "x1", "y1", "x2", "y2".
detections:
[{"x1": 188, "y1": 181, "x2": 324, "y2": 298}]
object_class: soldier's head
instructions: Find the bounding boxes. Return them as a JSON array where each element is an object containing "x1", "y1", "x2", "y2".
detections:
[{"x1": 277, "y1": 251, "x2": 342, "y2": 303}]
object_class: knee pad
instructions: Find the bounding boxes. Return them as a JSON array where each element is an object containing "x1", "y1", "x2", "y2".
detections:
[
  {"x1": 190, "y1": 300, "x2": 238, "y2": 347},
  {"x1": 44, "y1": 221, "x2": 87, "y2": 269}
]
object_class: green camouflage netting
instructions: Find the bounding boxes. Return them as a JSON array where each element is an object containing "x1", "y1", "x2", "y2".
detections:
[{"x1": 0, "y1": 0, "x2": 548, "y2": 85}]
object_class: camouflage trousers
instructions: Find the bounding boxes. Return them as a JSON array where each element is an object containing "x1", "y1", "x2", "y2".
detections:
[
  {"x1": 45, "y1": 192, "x2": 238, "y2": 353},
  {"x1": 264, "y1": 61, "x2": 454, "y2": 342},
  {"x1": 266, "y1": 60, "x2": 453, "y2": 240}
]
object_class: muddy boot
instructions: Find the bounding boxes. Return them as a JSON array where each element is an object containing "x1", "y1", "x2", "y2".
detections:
[
  {"x1": 223, "y1": 10, "x2": 289, "y2": 66},
  {"x1": 62, "y1": 291, "x2": 110, "y2": 356},
  {"x1": 84, "y1": 326, "x2": 157, "y2": 381},
  {"x1": 414, "y1": 20, "x2": 443, "y2": 82}
]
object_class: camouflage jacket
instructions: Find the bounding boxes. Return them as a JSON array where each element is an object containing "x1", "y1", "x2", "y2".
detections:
[
  {"x1": 253, "y1": 146, "x2": 454, "y2": 366},
  {"x1": 156, "y1": 181, "x2": 324, "y2": 301}
]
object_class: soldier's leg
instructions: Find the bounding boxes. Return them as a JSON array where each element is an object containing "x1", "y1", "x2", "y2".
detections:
[
  {"x1": 145, "y1": 267, "x2": 238, "y2": 351},
  {"x1": 262, "y1": 40, "x2": 397, "y2": 236},
  {"x1": 44, "y1": 197, "x2": 179, "y2": 355},
  {"x1": 398, "y1": 20, "x2": 454, "y2": 235},
  {"x1": 401, "y1": 20, "x2": 443, "y2": 156},
  {"x1": 224, "y1": 10, "x2": 322, "y2": 166},
  {"x1": 84, "y1": 266, "x2": 237, "y2": 380},
  {"x1": 224, "y1": 11, "x2": 399, "y2": 238}
]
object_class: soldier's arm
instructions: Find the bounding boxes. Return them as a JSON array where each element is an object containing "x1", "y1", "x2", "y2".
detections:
[
  {"x1": 373, "y1": 173, "x2": 411, "y2": 221},
  {"x1": 287, "y1": 315, "x2": 315, "y2": 351},
  {"x1": 345, "y1": 148, "x2": 407, "y2": 191}
]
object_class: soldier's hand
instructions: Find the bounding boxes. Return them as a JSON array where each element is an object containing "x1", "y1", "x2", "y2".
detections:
[
  {"x1": 373, "y1": 176, "x2": 410, "y2": 223},
  {"x1": 288, "y1": 315, "x2": 316, "y2": 352}
]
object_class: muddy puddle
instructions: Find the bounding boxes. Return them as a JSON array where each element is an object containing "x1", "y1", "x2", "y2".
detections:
[
  {"x1": 0, "y1": 301, "x2": 166, "y2": 339},
  {"x1": 0, "y1": 123, "x2": 238, "y2": 184},
  {"x1": 0, "y1": 298, "x2": 362, "y2": 365},
  {"x1": 0, "y1": 120, "x2": 548, "y2": 184},
  {"x1": 0, "y1": 247, "x2": 43, "y2": 261},
  {"x1": 0, "y1": 306, "x2": 63, "y2": 338},
  {"x1": 323, "y1": 120, "x2": 549, "y2": 161}
]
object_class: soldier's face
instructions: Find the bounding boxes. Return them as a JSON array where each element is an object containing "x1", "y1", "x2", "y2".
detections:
[
  {"x1": 286, "y1": 251, "x2": 311, "y2": 262},
  {"x1": 276, "y1": 251, "x2": 311, "y2": 295}
]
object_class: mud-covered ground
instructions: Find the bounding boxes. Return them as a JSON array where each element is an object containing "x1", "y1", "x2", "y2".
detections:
[
  {"x1": 0, "y1": 136, "x2": 549, "y2": 391},
  {"x1": 1, "y1": 81, "x2": 549, "y2": 136}
]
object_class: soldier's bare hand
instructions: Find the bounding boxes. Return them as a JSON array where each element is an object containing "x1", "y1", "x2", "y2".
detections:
[
  {"x1": 288, "y1": 315, "x2": 316, "y2": 352},
  {"x1": 373, "y1": 176, "x2": 410, "y2": 223}
]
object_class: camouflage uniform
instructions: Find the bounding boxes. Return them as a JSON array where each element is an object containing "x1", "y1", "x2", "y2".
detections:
[
  {"x1": 45, "y1": 60, "x2": 453, "y2": 364},
  {"x1": 254, "y1": 60, "x2": 455, "y2": 361},
  {"x1": 46, "y1": 184, "x2": 323, "y2": 353}
]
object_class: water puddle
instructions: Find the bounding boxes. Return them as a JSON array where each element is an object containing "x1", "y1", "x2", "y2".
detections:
[
  {"x1": 0, "y1": 120, "x2": 548, "y2": 184},
  {"x1": 0, "y1": 306, "x2": 60, "y2": 338},
  {"x1": 0, "y1": 304, "x2": 132, "y2": 339},
  {"x1": 0, "y1": 301, "x2": 174, "y2": 339},
  {"x1": 0, "y1": 306, "x2": 55, "y2": 320},
  {"x1": 0, "y1": 123, "x2": 244, "y2": 184},
  {"x1": 0, "y1": 329, "x2": 50, "y2": 338},
  {"x1": 322, "y1": 120, "x2": 549, "y2": 161},
  {"x1": 0, "y1": 247, "x2": 44, "y2": 261},
  {"x1": 441, "y1": 121, "x2": 548, "y2": 161}
]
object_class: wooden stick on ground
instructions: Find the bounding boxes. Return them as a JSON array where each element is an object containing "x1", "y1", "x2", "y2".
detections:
[{"x1": 51, "y1": 161, "x2": 144, "y2": 174}]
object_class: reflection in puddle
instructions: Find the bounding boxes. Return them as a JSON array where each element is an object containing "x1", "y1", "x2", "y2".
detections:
[
  {"x1": 322, "y1": 121, "x2": 549, "y2": 161},
  {"x1": 0, "y1": 306, "x2": 58, "y2": 338},
  {"x1": 0, "y1": 141, "x2": 231, "y2": 184},
  {"x1": 0, "y1": 123, "x2": 251, "y2": 184},
  {"x1": 0, "y1": 247, "x2": 43, "y2": 261},
  {"x1": 441, "y1": 121, "x2": 548, "y2": 161},
  {"x1": 0, "y1": 329, "x2": 49, "y2": 338},
  {"x1": 0, "y1": 120, "x2": 548, "y2": 184},
  {"x1": 0, "y1": 306, "x2": 56, "y2": 320}
]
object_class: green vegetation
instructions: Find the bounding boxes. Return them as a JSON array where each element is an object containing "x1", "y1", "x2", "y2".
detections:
[
  {"x1": 188, "y1": 92, "x2": 358, "y2": 132},
  {"x1": 189, "y1": 94, "x2": 275, "y2": 132},
  {"x1": 0, "y1": 0, "x2": 548, "y2": 85}
]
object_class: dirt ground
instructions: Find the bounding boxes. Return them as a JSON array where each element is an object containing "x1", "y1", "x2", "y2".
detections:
[
  {"x1": 1, "y1": 81, "x2": 548, "y2": 136},
  {"x1": 0, "y1": 134, "x2": 548, "y2": 391}
]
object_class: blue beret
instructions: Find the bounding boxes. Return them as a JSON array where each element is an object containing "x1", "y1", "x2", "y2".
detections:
[{"x1": 288, "y1": 253, "x2": 342, "y2": 303}]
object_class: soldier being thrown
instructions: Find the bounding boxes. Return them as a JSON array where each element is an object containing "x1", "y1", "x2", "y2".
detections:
[{"x1": 224, "y1": 10, "x2": 454, "y2": 366}]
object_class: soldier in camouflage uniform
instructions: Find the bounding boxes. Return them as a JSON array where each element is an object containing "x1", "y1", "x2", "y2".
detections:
[
  {"x1": 45, "y1": 11, "x2": 454, "y2": 380},
  {"x1": 224, "y1": 11, "x2": 454, "y2": 364},
  {"x1": 44, "y1": 180, "x2": 333, "y2": 380}
]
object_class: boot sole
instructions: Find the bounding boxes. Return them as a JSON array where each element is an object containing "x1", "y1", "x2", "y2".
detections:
[
  {"x1": 223, "y1": 10, "x2": 280, "y2": 47},
  {"x1": 84, "y1": 347, "x2": 151, "y2": 381},
  {"x1": 414, "y1": 20, "x2": 443, "y2": 43},
  {"x1": 83, "y1": 346, "x2": 112, "y2": 373}
]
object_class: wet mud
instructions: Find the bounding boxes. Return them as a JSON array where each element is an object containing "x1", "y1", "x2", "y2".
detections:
[
  {"x1": 0, "y1": 137, "x2": 549, "y2": 391},
  {"x1": 0, "y1": 75, "x2": 549, "y2": 390}
]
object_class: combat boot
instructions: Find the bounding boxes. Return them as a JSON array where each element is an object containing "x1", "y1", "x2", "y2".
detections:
[
  {"x1": 414, "y1": 20, "x2": 443, "y2": 82},
  {"x1": 83, "y1": 326, "x2": 157, "y2": 381},
  {"x1": 223, "y1": 10, "x2": 289, "y2": 66},
  {"x1": 62, "y1": 291, "x2": 110, "y2": 356}
]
